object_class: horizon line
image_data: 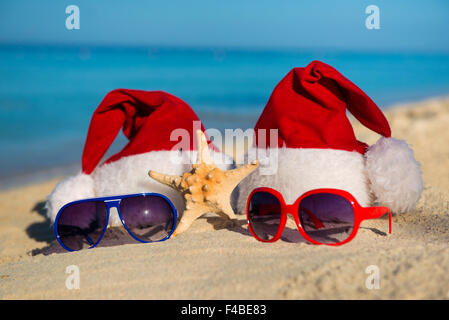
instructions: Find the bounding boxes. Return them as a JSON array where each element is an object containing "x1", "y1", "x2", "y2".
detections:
[{"x1": 1, "y1": 41, "x2": 449, "y2": 56}]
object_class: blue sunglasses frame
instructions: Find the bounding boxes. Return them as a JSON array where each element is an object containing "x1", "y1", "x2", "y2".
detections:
[{"x1": 54, "y1": 193, "x2": 177, "y2": 252}]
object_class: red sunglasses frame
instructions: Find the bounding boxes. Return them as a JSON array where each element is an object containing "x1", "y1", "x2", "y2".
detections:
[{"x1": 246, "y1": 187, "x2": 391, "y2": 246}]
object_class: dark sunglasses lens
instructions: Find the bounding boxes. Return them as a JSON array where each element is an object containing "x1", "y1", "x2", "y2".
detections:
[
  {"x1": 56, "y1": 201, "x2": 108, "y2": 251},
  {"x1": 298, "y1": 193, "x2": 354, "y2": 244},
  {"x1": 248, "y1": 191, "x2": 282, "y2": 241},
  {"x1": 120, "y1": 195, "x2": 175, "y2": 242}
]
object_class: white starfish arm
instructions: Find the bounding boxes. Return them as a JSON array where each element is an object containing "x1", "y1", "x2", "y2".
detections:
[
  {"x1": 172, "y1": 206, "x2": 209, "y2": 236},
  {"x1": 148, "y1": 170, "x2": 182, "y2": 189},
  {"x1": 218, "y1": 201, "x2": 237, "y2": 220},
  {"x1": 225, "y1": 160, "x2": 259, "y2": 187},
  {"x1": 196, "y1": 130, "x2": 213, "y2": 165}
]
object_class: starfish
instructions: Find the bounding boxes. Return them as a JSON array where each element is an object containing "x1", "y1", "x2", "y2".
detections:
[{"x1": 148, "y1": 130, "x2": 259, "y2": 236}]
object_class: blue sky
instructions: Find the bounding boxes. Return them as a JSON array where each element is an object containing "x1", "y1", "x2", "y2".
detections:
[{"x1": 0, "y1": 0, "x2": 448, "y2": 52}]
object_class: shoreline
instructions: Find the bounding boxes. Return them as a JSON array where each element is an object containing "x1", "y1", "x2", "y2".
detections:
[
  {"x1": 0, "y1": 163, "x2": 80, "y2": 192},
  {"x1": 0, "y1": 94, "x2": 448, "y2": 299}
]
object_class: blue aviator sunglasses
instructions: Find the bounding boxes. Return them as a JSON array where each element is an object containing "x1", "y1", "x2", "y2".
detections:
[{"x1": 54, "y1": 193, "x2": 177, "y2": 252}]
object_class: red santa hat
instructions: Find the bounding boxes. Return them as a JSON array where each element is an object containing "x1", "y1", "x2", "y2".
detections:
[
  {"x1": 46, "y1": 89, "x2": 232, "y2": 225},
  {"x1": 237, "y1": 60, "x2": 423, "y2": 214}
]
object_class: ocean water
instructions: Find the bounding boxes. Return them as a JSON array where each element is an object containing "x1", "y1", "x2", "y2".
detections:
[{"x1": 1, "y1": 45, "x2": 449, "y2": 187}]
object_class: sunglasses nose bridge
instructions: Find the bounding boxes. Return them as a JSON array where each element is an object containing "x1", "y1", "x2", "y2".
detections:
[
  {"x1": 285, "y1": 204, "x2": 297, "y2": 216},
  {"x1": 103, "y1": 200, "x2": 122, "y2": 224},
  {"x1": 104, "y1": 199, "x2": 121, "y2": 210}
]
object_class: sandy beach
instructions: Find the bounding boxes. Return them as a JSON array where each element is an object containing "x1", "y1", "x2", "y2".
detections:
[{"x1": 0, "y1": 96, "x2": 448, "y2": 299}]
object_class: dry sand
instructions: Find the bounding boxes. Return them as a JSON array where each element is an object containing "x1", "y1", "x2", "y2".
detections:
[{"x1": 0, "y1": 96, "x2": 448, "y2": 299}]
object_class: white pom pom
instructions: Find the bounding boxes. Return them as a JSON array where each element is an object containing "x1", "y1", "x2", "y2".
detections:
[
  {"x1": 365, "y1": 137, "x2": 423, "y2": 213},
  {"x1": 45, "y1": 172, "x2": 95, "y2": 223}
]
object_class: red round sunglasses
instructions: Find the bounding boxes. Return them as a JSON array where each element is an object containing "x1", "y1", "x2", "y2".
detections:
[{"x1": 246, "y1": 187, "x2": 391, "y2": 246}]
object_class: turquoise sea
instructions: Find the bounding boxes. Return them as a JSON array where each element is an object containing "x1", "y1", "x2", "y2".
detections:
[{"x1": 1, "y1": 45, "x2": 449, "y2": 188}]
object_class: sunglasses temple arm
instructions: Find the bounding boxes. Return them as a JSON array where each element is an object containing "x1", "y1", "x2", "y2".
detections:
[
  {"x1": 365, "y1": 207, "x2": 392, "y2": 234},
  {"x1": 388, "y1": 209, "x2": 392, "y2": 234}
]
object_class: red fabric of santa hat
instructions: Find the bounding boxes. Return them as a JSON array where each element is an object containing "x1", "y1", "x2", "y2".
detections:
[{"x1": 238, "y1": 60, "x2": 422, "y2": 214}]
